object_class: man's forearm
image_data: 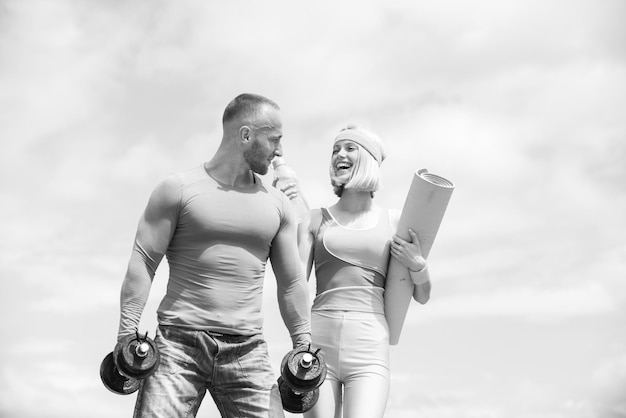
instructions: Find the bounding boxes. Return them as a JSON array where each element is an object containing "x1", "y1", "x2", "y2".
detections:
[
  {"x1": 277, "y1": 277, "x2": 311, "y2": 347},
  {"x1": 117, "y1": 250, "x2": 155, "y2": 340}
]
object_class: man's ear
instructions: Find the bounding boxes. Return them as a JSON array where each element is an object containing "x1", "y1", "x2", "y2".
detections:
[{"x1": 239, "y1": 126, "x2": 252, "y2": 143}]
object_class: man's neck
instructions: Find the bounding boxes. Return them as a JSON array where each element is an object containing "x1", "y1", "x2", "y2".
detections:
[{"x1": 204, "y1": 157, "x2": 255, "y2": 188}]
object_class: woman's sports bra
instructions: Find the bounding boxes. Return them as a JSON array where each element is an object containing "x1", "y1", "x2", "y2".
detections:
[
  {"x1": 313, "y1": 207, "x2": 393, "y2": 292},
  {"x1": 311, "y1": 207, "x2": 394, "y2": 313}
]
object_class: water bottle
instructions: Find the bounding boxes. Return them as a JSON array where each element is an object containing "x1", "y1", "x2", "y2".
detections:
[{"x1": 272, "y1": 157, "x2": 310, "y2": 223}]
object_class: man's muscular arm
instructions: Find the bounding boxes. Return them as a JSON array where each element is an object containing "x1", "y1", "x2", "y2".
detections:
[
  {"x1": 117, "y1": 175, "x2": 180, "y2": 341},
  {"x1": 270, "y1": 203, "x2": 312, "y2": 348}
]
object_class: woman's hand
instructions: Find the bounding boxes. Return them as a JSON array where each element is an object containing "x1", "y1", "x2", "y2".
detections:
[
  {"x1": 272, "y1": 180, "x2": 301, "y2": 200},
  {"x1": 390, "y1": 229, "x2": 426, "y2": 272}
]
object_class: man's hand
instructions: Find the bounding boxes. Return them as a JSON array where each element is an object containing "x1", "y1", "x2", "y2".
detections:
[{"x1": 292, "y1": 332, "x2": 312, "y2": 349}]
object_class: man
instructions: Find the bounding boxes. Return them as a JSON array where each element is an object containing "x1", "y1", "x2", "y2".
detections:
[{"x1": 116, "y1": 93, "x2": 311, "y2": 417}]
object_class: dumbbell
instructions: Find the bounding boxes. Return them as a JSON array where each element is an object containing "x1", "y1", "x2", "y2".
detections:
[
  {"x1": 100, "y1": 331, "x2": 160, "y2": 395},
  {"x1": 278, "y1": 344, "x2": 327, "y2": 413}
]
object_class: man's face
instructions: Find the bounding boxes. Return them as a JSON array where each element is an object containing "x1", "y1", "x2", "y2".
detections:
[{"x1": 244, "y1": 106, "x2": 283, "y2": 175}]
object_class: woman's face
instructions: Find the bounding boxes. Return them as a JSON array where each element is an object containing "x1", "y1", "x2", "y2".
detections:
[{"x1": 330, "y1": 140, "x2": 359, "y2": 184}]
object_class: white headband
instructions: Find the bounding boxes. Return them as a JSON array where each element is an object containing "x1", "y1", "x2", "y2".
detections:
[{"x1": 333, "y1": 125, "x2": 386, "y2": 165}]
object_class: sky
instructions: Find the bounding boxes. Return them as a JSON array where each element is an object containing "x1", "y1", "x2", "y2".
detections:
[{"x1": 1, "y1": 0, "x2": 625, "y2": 417}]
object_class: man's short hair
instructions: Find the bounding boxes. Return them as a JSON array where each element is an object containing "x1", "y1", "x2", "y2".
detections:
[{"x1": 222, "y1": 93, "x2": 280, "y2": 124}]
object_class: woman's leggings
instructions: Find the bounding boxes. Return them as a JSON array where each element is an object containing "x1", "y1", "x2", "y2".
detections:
[{"x1": 304, "y1": 310, "x2": 390, "y2": 418}]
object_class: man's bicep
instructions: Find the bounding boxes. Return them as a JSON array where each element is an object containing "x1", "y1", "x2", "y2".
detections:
[
  {"x1": 270, "y1": 218, "x2": 302, "y2": 284},
  {"x1": 297, "y1": 208, "x2": 321, "y2": 279},
  {"x1": 134, "y1": 176, "x2": 180, "y2": 259}
]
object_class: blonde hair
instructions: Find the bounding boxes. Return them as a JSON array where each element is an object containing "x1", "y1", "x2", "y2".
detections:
[{"x1": 329, "y1": 125, "x2": 385, "y2": 197}]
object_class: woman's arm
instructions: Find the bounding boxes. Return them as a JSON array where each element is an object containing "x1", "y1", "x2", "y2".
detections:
[
  {"x1": 409, "y1": 257, "x2": 431, "y2": 304},
  {"x1": 389, "y1": 210, "x2": 431, "y2": 304}
]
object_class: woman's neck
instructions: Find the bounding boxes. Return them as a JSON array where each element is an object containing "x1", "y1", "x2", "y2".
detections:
[
  {"x1": 330, "y1": 190, "x2": 380, "y2": 228},
  {"x1": 336, "y1": 190, "x2": 374, "y2": 213}
]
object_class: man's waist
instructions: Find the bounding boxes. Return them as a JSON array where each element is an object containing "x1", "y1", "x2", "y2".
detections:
[{"x1": 157, "y1": 308, "x2": 264, "y2": 335}]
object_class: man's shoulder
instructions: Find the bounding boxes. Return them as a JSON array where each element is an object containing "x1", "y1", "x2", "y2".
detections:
[
  {"x1": 156, "y1": 165, "x2": 210, "y2": 191},
  {"x1": 151, "y1": 165, "x2": 206, "y2": 200},
  {"x1": 171, "y1": 164, "x2": 207, "y2": 183}
]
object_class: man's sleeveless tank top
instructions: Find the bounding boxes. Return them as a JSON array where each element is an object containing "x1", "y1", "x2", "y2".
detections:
[
  {"x1": 155, "y1": 165, "x2": 292, "y2": 335},
  {"x1": 312, "y1": 207, "x2": 394, "y2": 314}
]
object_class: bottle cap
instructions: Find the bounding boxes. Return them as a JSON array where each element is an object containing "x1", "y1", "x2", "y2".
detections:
[{"x1": 272, "y1": 157, "x2": 286, "y2": 168}]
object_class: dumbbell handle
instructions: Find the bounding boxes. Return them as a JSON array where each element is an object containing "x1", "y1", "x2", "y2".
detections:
[{"x1": 299, "y1": 353, "x2": 313, "y2": 369}]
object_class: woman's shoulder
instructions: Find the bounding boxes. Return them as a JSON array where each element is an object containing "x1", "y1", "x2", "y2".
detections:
[{"x1": 387, "y1": 208, "x2": 401, "y2": 230}]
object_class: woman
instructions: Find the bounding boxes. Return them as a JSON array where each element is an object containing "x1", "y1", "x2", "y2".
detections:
[{"x1": 297, "y1": 124, "x2": 431, "y2": 418}]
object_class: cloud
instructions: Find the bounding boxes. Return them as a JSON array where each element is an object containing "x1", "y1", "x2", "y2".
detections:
[
  {"x1": 1, "y1": 1, "x2": 625, "y2": 417},
  {"x1": 406, "y1": 281, "x2": 615, "y2": 322},
  {"x1": 592, "y1": 354, "x2": 626, "y2": 413}
]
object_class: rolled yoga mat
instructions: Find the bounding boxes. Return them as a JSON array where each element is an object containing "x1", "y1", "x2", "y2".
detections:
[{"x1": 385, "y1": 169, "x2": 454, "y2": 345}]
